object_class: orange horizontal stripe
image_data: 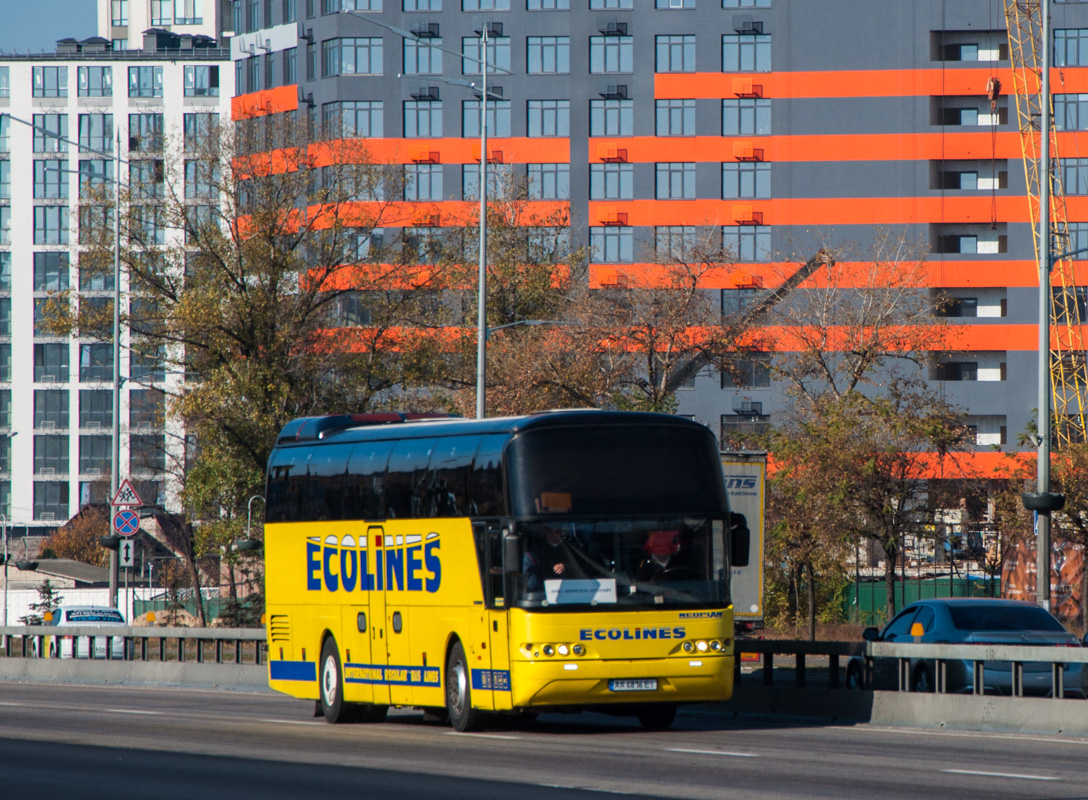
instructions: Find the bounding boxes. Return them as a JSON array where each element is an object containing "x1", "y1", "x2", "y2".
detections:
[
  {"x1": 765, "y1": 450, "x2": 1029, "y2": 479},
  {"x1": 357, "y1": 138, "x2": 570, "y2": 164},
  {"x1": 307, "y1": 200, "x2": 569, "y2": 229},
  {"x1": 232, "y1": 85, "x2": 299, "y2": 120},
  {"x1": 655, "y1": 67, "x2": 1088, "y2": 100}
]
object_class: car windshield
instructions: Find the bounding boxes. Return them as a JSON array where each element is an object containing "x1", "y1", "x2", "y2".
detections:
[
  {"x1": 508, "y1": 517, "x2": 728, "y2": 610},
  {"x1": 947, "y1": 604, "x2": 1066, "y2": 633},
  {"x1": 65, "y1": 609, "x2": 125, "y2": 624}
]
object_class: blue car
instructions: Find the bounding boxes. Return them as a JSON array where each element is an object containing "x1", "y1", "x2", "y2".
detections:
[{"x1": 845, "y1": 598, "x2": 1087, "y2": 697}]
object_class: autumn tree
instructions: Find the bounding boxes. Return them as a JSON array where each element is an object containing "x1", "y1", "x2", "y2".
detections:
[{"x1": 40, "y1": 506, "x2": 111, "y2": 568}]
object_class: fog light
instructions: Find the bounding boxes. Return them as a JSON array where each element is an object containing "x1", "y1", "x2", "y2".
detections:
[
  {"x1": 572, "y1": 644, "x2": 585, "y2": 656},
  {"x1": 543, "y1": 645, "x2": 555, "y2": 656},
  {"x1": 696, "y1": 640, "x2": 709, "y2": 652},
  {"x1": 709, "y1": 640, "x2": 722, "y2": 652},
  {"x1": 557, "y1": 644, "x2": 570, "y2": 656},
  {"x1": 682, "y1": 641, "x2": 695, "y2": 653}
]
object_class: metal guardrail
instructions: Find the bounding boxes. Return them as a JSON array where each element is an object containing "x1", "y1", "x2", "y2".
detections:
[
  {"x1": 0, "y1": 625, "x2": 266, "y2": 666},
  {"x1": 735, "y1": 639, "x2": 1088, "y2": 699}
]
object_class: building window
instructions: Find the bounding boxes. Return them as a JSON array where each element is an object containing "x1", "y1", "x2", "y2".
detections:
[
  {"x1": 323, "y1": 100, "x2": 383, "y2": 137},
  {"x1": 528, "y1": 163, "x2": 570, "y2": 200},
  {"x1": 0, "y1": 390, "x2": 9, "y2": 428},
  {"x1": 528, "y1": 36, "x2": 569, "y2": 74},
  {"x1": 1056, "y1": 29, "x2": 1088, "y2": 66},
  {"x1": 590, "y1": 36, "x2": 633, "y2": 73},
  {"x1": 723, "y1": 161, "x2": 771, "y2": 199},
  {"x1": 128, "y1": 66, "x2": 163, "y2": 98},
  {"x1": 0, "y1": 298, "x2": 8, "y2": 336},
  {"x1": 283, "y1": 47, "x2": 297, "y2": 85},
  {"x1": 590, "y1": 163, "x2": 634, "y2": 200},
  {"x1": 78, "y1": 66, "x2": 113, "y2": 97},
  {"x1": 34, "y1": 390, "x2": 69, "y2": 430},
  {"x1": 935, "y1": 361, "x2": 980, "y2": 381},
  {"x1": 656, "y1": 99, "x2": 696, "y2": 136},
  {"x1": 323, "y1": 38, "x2": 384, "y2": 76},
  {"x1": 463, "y1": 0, "x2": 508, "y2": 8},
  {"x1": 0, "y1": 344, "x2": 9, "y2": 382},
  {"x1": 655, "y1": 226, "x2": 697, "y2": 260},
  {"x1": 130, "y1": 113, "x2": 165, "y2": 152},
  {"x1": 404, "y1": 38, "x2": 443, "y2": 75},
  {"x1": 184, "y1": 65, "x2": 219, "y2": 97},
  {"x1": 527, "y1": 100, "x2": 569, "y2": 137},
  {"x1": 132, "y1": 344, "x2": 166, "y2": 382},
  {"x1": 185, "y1": 160, "x2": 219, "y2": 199},
  {"x1": 723, "y1": 98, "x2": 771, "y2": 135},
  {"x1": 130, "y1": 159, "x2": 165, "y2": 198},
  {"x1": 35, "y1": 435, "x2": 69, "y2": 474},
  {"x1": 720, "y1": 414, "x2": 770, "y2": 447},
  {"x1": 0, "y1": 253, "x2": 9, "y2": 290},
  {"x1": 34, "y1": 160, "x2": 69, "y2": 200},
  {"x1": 405, "y1": 0, "x2": 441, "y2": 8},
  {"x1": 722, "y1": 33, "x2": 771, "y2": 72},
  {"x1": 34, "y1": 253, "x2": 70, "y2": 292},
  {"x1": 306, "y1": 41, "x2": 316, "y2": 81},
  {"x1": 112, "y1": 0, "x2": 129, "y2": 24},
  {"x1": 590, "y1": 0, "x2": 632, "y2": 7},
  {"x1": 133, "y1": 206, "x2": 165, "y2": 246},
  {"x1": 656, "y1": 162, "x2": 696, "y2": 199},
  {"x1": 403, "y1": 227, "x2": 445, "y2": 264},
  {"x1": 656, "y1": 35, "x2": 696, "y2": 72},
  {"x1": 462, "y1": 36, "x2": 511, "y2": 74},
  {"x1": 404, "y1": 164, "x2": 444, "y2": 200},
  {"x1": 0, "y1": 68, "x2": 7, "y2": 99},
  {"x1": 151, "y1": 0, "x2": 174, "y2": 24},
  {"x1": 33, "y1": 67, "x2": 68, "y2": 98},
  {"x1": 35, "y1": 344, "x2": 69, "y2": 383},
  {"x1": 130, "y1": 388, "x2": 165, "y2": 429},
  {"x1": 79, "y1": 114, "x2": 114, "y2": 153},
  {"x1": 34, "y1": 207, "x2": 69, "y2": 245},
  {"x1": 284, "y1": 0, "x2": 297, "y2": 21},
  {"x1": 80, "y1": 390, "x2": 112, "y2": 428},
  {"x1": 79, "y1": 435, "x2": 111, "y2": 474},
  {"x1": 0, "y1": 207, "x2": 8, "y2": 246},
  {"x1": 722, "y1": 225, "x2": 771, "y2": 261},
  {"x1": 33, "y1": 115, "x2": 68, "y2": 154},
  {"x1": 323, "y1": 0, "x2": 383, "y2": 10},
  {"x1": 462, "y1": 163, "x2": 512, "y2": 201},
  {"x1": 528, "y1": 0, "x2": 567, "y2": 7},
  {"x1": 590, "y1": 99, "x2": 633, "y2": 136},
  {"x1": 246, "y1": 55, "x2": 260, "y2": 92},
  {"x1": 404, "y1": 100, "x2": 442, "y2": 137},
  {"x1": 183, "y1": 113, "x2": 217, "y2": 151},
  {"x1": 590, "y1": 226, "x2": 634, "y2": 263},
  {"x1": 722, "y1": 355, "x2": 771, "y2": 388},
  {"x1": 657, "y1": 0, "x2": 695, "y2": 6},
  {"x1": 723, "y1": 0, "x2": 769, "y2": 6},
  {"x1": 1056, "y1": 94, "x2": 1088, "y2": 131},
  {"x1": 463, "y1": 100, "x2": 512, "y2": 137},
  {"x1": 34, "y1": 482, "x2": 69, "y2": 520},
  {"x1": 0, "y1": 160, "x2": 10, "y2": 200}
]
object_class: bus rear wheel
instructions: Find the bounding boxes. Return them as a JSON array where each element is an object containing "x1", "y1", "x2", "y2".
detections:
[
  {"x1": 446, "y1": 640, "x2": 486, "y2": 733},
  {"x1": 637, "y1": 703, "x2": 677, "y2": 731},
  {"x1": 320, "y1": 638, "x2": 358, "y2": 724}
]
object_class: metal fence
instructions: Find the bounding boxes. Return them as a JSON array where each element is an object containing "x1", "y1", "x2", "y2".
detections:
[{"x1": 0, "y1": 625, "x2": 266, "y2": 666}]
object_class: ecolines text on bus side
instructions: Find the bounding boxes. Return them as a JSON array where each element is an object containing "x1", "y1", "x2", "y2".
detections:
[{"x1": 306, "y1": 532, "x2": 442, "y2": 594}]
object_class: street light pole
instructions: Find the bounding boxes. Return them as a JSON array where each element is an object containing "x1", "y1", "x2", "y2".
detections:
[
  {"x1": 476, "y1": 25, "x2": 489, "y2": 420},
  {"x1": 110, "y1": 129, "x2": 122, "y2": 609},
  {"x1": 2, "y1": 514, "x2": 8, "y2": 627},
  {"x1": 1036, "y1": 0, "x2": 1052, "y2": 612}
]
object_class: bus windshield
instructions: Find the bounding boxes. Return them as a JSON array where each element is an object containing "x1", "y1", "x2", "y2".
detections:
[{"x1": 511, "y1": 517, "x2": 728, "y2": 610}]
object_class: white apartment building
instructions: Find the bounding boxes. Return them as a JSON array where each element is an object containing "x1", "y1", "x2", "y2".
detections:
[{"x1": 0, "y1": 22, "x2": 232, "y2": 536}]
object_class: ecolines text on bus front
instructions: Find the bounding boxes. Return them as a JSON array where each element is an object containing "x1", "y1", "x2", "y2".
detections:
[{"x1": 305, "y1": 532, "x2": 442, "y2": 594}]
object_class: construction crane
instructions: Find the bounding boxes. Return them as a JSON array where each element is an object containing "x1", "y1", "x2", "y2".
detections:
[{"x1": 1005, "y1": 0, "x2": 1088, "y2": 446}]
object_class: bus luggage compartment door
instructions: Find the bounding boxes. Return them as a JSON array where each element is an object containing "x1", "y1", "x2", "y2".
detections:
[{"x1": 368, "y1": 525, "x2": 391, "y2": 705}]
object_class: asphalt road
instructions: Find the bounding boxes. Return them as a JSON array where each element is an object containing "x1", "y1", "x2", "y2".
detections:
[{"x1": 2, "y1": 682, "x2": 1087, "y2": 800}]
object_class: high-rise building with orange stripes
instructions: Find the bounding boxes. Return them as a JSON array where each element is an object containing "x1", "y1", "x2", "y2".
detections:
[{"x1": 226, "y1": 0, "x2": 1080, "y2": 461}]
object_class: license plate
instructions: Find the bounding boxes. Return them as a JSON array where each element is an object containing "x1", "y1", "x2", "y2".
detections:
[{"x1": 608, "y1": 679, "x2": 658, "y2": 692}]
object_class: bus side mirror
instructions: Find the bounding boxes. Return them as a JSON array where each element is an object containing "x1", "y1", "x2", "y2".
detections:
[
  {"x1": 503, "y1": 533, "x2": 523, "y2": 574},
  {"x1": 730, "y1": 512, "x2": 750, "y2": 568}
]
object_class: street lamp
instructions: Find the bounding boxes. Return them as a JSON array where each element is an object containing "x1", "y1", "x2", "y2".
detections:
[
  {"x1": 233, "y1": 494, "x2": 264, "y2": 552},
  {"x1": 2, "y1": 513, "x2": 8, "y2": 627},
  {"x1": 7, "y1": 115, "x2": 127, "y2": 608}
]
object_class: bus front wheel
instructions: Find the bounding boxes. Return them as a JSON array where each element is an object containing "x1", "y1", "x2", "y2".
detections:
[
  {"x1": 319, "y1": 638, "x2": 357, "y2": 724},
  {"x1": 446, "y1": 640, "x2": 486, "y2": 733}
]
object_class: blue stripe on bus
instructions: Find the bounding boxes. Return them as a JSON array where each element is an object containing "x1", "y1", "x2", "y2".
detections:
[
  {"x1": 270, "y1": 660, "x2": 317, "y2": 682},
  {"x1": 344, "y1": 663, "x2": 442, "y2": 687},
  {"x1": 471, "y1": 669, "x2": 511, "y2": 691}
]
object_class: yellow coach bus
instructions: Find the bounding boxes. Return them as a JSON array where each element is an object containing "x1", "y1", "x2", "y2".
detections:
[{"x1": 263, "y1": 410, "x2": 749, "y2": 731}]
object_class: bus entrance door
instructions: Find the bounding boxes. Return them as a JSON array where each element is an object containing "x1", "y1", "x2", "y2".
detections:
[{"x1": 367, "y1": 525, "x2": 391, "y2": 706}]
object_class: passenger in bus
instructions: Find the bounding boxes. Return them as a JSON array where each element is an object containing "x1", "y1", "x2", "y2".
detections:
[{"x1": 637, "y1": 530, "x2": 687, "y2": 582}]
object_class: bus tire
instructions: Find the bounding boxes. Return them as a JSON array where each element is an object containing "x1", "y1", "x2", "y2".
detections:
[
  {"x1": 637, "y1": 703, "x2": 677, "y2": 731},
  {"x1": 358, "y1": 704, "x2": 388, "y2": 723},
  {"x1": 446, "y1": 640, "x2": 486, "y2": 733},
  {"x1": 319, "y1": 638, "x2": 358, "y2": 724}
]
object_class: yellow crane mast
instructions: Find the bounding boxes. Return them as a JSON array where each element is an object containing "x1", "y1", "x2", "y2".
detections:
[{"x1": 1005, "y1": 0, "x2": 1088, "y2": 446}]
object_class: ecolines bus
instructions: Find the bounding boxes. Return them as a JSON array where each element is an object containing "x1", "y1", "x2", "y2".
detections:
[{"x1": 263, "y1": 410, "x2": 749, "y2": 731}]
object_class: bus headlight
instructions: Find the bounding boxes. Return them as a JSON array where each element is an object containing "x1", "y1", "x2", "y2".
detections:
[
  {"x1": 542, "y1": 645, "x2": 555, "y2": 657},
  {"x1": 682, "y1": 641, "x2": 695, "y2": 653},
  {"x1": 572, "y1": 644, "x2": 585, "y2": 656},
  {"x1": 557, "y1": 644, "x2": 570, "y2": 656},
  {"x1": 709, "y1": 639, "x2": 722, "y2": 652},
  {"x1": 695, "y1": 640, "x2": 709, "y2": 652}
]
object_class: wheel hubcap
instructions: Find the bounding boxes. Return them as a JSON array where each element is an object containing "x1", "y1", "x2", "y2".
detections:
[
  {"x1": 449, "y1": 660, "x2": 467, "y2": 715},
  {"x1": 323, "y1": 655, "x2": 338, "y2": 706}
]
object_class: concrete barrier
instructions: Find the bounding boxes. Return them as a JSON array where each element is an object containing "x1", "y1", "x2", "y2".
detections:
[{"x1": 0, "y1": 657, "x2": 269, "y2": 691}]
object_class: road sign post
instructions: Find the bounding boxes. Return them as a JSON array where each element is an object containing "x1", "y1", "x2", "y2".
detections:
[
  {"x1": 113, "y1": 509, "x2": 140, "y2": 537},
  {"x1": 119, "y1": 538, "x2": 135, "y2": 568}
]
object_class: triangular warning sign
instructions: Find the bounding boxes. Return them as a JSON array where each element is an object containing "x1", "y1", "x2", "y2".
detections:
[{"x1": 111, "y1": 478, "x2": 143, "y2": 508}]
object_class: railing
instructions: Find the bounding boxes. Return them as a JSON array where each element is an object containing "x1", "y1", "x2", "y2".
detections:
[
  {"x1": 0, "y1": 625, "x2": 266, "y2": 665},
  {"x1": 736, "y1": 638, "x2": 1088, "y2": 699}
]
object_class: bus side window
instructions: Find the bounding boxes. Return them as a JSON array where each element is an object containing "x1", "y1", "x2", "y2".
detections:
[
  {"x1": 345, "y1": 441, "x2": 393, "y2": 520},
  {"x1": 426, "y1": 436, "x2": 477, "y2": 517},
  {"x1": 306, "y1": 443, "x2": 354, "y2": 521},
  {"x1": 387, "y1": 438, "x2": 437, "y2": 519},
  {"x1": 470, "y1": 435, "x2": 507, "y2": 517}
]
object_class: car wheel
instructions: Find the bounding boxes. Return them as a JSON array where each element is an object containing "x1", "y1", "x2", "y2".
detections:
[
  {"x1": 446, "y1": 640, "x2": 486, "y2": 732},
  {"x1": 319, "y1": 638, "x2": 358, "y2": 724},
  {"x1": 637, "y1": 704, "x2": 677, "y2": 731},
  {"x1": 845, "y1": 662, "x2": 864, "y2": 690},
  {"x1": 912, "y1": 665, "x2": 934, "y2": 693}
]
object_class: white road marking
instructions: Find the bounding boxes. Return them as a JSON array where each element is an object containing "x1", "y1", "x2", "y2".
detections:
[
  {"x1": 105, "y1": 709, "x2": 162, "y2": 716},
  {"x1": 943, "y1": 769, "x2": 1058, "y2": 782},
  {"x1": 667, "y1": 748, "x2": 758, "y2": 758},
  {"x1": 837, "y1": 726, "x2": 1088, "y2": 747},
  {"x1": 257, "y1": 718, "x2": 324, "y2": 726},
  {"x1": 0, "y1": 701, "x2": 25, "y2": 707},
  {"x1": 540, "y1": 785, "x2": 633, "y2": 795},
  {"x1": 445, "y1": 732, "x2": 520, "y2": 740}
]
